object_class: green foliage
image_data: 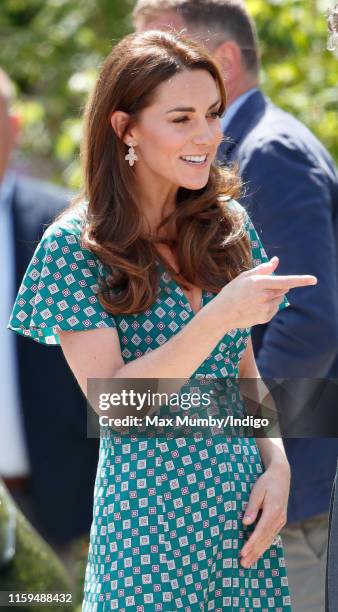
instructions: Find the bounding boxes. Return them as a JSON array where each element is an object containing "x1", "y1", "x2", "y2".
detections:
[
  {"x1": 0, "y1": 0, "x2": 337, "y2": 189},
  {"x1": 247, "y1": 0, "x2": 337, "y2": 162},
  {"x1": 0, "y1": 481, "x2": 75, "y2": 612},
  {"x1": 0, "y1": 0, "x2": 134, "y2": 187}
]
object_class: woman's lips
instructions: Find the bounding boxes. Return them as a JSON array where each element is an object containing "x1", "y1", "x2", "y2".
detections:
[{"x1": 179, "y1": 154, "x2": 209, "y2": 168}]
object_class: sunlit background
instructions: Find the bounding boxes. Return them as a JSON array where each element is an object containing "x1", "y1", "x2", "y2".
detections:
[
  {"x1": 0, "y1": 2, "x2": 337, "y2": 609},
  {"x1": 0, "y1": 0, "x2": 337, "y2": 190}
]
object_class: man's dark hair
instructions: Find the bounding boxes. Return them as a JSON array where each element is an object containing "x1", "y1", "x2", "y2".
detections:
[{"x1": 132, "y1": 0, "x2": 260, "y2": 75}]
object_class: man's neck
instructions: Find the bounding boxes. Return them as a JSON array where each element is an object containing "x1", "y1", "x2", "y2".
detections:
[{"x1": 225, "y1": 77, "x2": 259, "y2": 107}]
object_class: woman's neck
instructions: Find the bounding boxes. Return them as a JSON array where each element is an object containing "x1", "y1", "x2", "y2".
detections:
[{"x1": 133, "y1": 170, "x2": 178, "y2": 235}]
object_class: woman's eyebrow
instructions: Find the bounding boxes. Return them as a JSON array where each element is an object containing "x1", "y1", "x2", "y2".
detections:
[{"x1": 166, "y1": 99, "x2": 221, "y2": 113}]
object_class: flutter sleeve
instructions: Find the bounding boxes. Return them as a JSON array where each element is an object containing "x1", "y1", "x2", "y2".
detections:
[
  {"x1": 7, "y1": 220, "x2": 117, "y2": 346},
  {"x1": 228, "y1": 198, "x2": 290, "y2": 312}
]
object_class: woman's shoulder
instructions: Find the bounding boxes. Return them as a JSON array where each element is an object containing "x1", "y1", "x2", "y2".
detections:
[
  {"x1": 219, "y1": 195, "x2": 250, "y2": 229},
  {"x1": 39, "y1": 199, "x2": 102, "y2": 266},
  {"x1": 43, "y1": 199, "x2": 89, "y2": 242},
  {"x1": 219, "y1": 195, "x2": 246, "y2": 216},
  {"x1": 37, "y1": 199, "x2": 107, "y2": 277},
  {"x1": 7, "y1": 199, "x2": 116, "y2": 345}
]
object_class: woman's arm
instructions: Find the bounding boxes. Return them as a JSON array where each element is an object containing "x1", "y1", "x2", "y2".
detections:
[
  {"x1": 59, "y1": 302, "x2": 237, "y2": 427},
  {"x1": 59, "y1": 255, "x2": 305, "y2": 398},
  {"x1": 239, "y1": 337, "x2": 289, "y2": 468},
  {"x1": 58, "y1": 256, "x2": 311, "y2": 424},
  {"x1": 238, "y1": 337, "x2": 291, "y2": 568},
  {"x1": 58, "y1": 301, "x2": 231, "y2": 399}
]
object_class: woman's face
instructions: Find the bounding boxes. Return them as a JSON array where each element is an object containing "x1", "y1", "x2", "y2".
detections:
[{"x1": 128, "y1": 69, "x2": 224, "y2": 191}]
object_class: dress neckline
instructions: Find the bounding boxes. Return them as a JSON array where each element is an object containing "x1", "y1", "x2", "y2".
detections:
[{"x1": 155, "y1": 259, "x2": 204, "y2": 316}]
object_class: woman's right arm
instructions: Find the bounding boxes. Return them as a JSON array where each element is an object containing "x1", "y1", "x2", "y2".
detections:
[
  {"x1": 58, "y1": 297, "x2": 229, "y2": 398},
  {"x1": 58, "y1": 256, "x2": 316, "y2": 398}
]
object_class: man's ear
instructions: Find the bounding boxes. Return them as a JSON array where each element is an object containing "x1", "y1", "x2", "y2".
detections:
[
  {"x1": 213, "y1": 40, "x2": 242, "y2": 82},
  {"x1": 110, "y1": 110, "x2": 137, "y2": 145}
]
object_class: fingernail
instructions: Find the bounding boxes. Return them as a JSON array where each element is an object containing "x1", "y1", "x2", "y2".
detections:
[{"x1": 243, "y1": 514, "x2": 252, "y2": 522}]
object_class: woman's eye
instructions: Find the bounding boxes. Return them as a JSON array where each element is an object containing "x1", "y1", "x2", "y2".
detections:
[
  {"x1": 173, "y1": 116, "x2": 189, "y2": 123},
  {"x1": 210, "y1": 111, "x2": 222, "y2": 119},
  {"x1": 173, "y1": 111, "x2": 222, "y2": 124}
]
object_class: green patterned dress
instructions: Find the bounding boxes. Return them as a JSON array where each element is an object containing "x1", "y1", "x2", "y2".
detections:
[{"x1": 8, "y1": 199, "x2": 292, "y2": 611}]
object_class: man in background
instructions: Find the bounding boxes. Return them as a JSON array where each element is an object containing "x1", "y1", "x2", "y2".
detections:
[
  {"x1": 0, "y1": 68, "x2": 99, "y2": 568},
  {"x1": 132, "y1": 1, "x2": 338, "y2": 610}
]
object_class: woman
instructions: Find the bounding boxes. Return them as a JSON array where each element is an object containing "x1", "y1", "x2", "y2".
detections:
[{"x1": 7, "y1": 30, "x2": 317, "y2": 610}]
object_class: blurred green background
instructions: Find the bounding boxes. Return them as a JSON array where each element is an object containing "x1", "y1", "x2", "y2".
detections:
[{"x1": 0, "y1": 0, "x2": 337, "y2": 189}]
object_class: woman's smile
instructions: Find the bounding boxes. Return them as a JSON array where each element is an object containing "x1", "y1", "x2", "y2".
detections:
[{"x1": 179, "y1": 153, "x2": 209, "y2": 167}]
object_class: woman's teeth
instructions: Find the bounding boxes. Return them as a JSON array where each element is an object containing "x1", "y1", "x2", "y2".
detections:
[{"x1": 180, "y1": 154, "x2": 207, "y2": 165}]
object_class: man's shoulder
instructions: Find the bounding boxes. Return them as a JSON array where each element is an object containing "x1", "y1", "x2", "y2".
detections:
[
  {"x1": 14, "y1": 173, "x2": 75, "y2": 220},
  {"x1": 239, "y1": 98, "x2": 333, "y2": 165}
]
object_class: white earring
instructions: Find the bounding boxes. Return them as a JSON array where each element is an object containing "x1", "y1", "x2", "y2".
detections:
[{"x1": 125, "y1": 142, "x2": 138, "y2": 167}]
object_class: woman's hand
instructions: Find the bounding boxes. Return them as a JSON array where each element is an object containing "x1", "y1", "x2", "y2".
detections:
[
  {"x1": 239, "y1": 460, "x2": 291, "y2": 568},
  {"x1": 209, "y1": 255, "x2": 317, "y2": 331}
]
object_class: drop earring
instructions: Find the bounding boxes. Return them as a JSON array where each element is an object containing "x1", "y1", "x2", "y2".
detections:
[{"x1": 125, "y1": 142, "x2": 138, "y2": 167}]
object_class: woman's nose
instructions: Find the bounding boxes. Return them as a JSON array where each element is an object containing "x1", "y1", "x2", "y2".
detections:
[{"x1": 192, "y1": 121, "x2": 221, "y2": 146}]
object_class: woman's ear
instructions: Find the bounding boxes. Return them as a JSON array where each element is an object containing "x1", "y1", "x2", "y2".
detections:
[{"x1": 110, "y1": 110, "x2": 137, "y2": 145}]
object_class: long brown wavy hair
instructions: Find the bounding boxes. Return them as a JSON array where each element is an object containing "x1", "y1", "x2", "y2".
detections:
[{"x1": 55, "y1": 30, "x2": 252, "y2": 315}]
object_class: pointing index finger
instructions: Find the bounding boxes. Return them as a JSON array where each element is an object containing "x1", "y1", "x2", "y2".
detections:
[{"x1": 260, "y1": 275, "x2": 318, "y2": 290}]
